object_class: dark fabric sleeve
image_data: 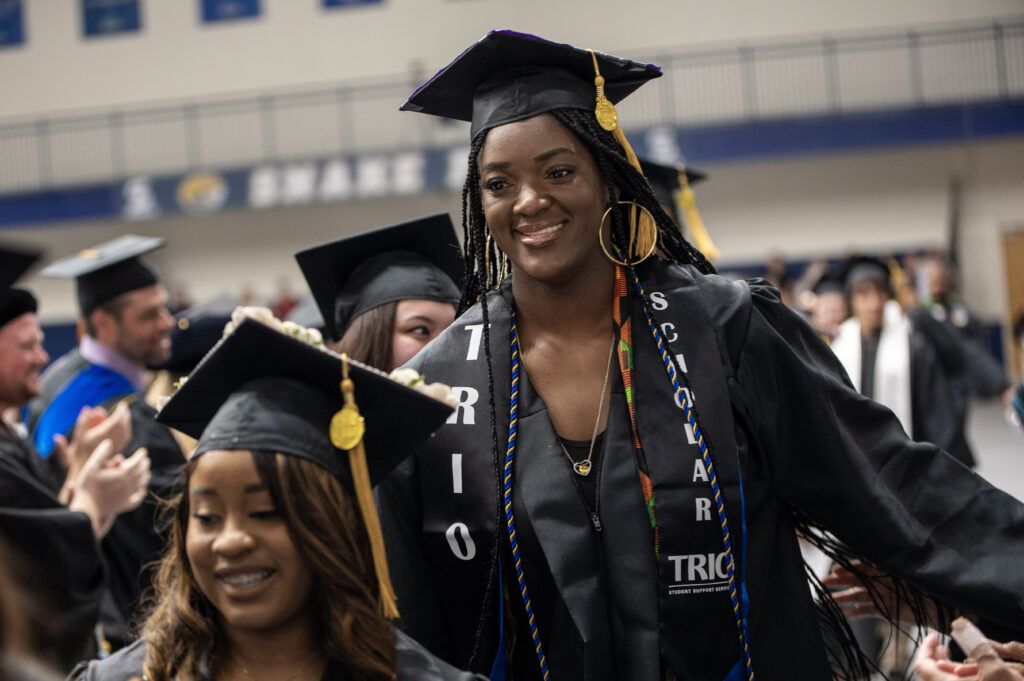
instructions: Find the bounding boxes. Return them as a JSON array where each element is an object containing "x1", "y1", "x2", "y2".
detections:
[
  {"x1": 376, "y1": 451, "x2": 454, "y2": 661},
  {"x1": 66, "y1": 638, "x2": 147, "y2": 681},
  {"x1": 0, "y1": 508, "x2": 103, "y2": 672},
  {"x1": 394, "y1": 629, "x2": 490, "y2": 681},
  {"x1": 728, "y1": 283, "x2": 1024, "y2": 635}
]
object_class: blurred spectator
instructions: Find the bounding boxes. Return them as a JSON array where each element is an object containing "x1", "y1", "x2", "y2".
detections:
[
  {"x1": 270, "y1": 276, "x2": 298, "y2": 320},
  {"x1": 832, "y1": 257, "x2": 974, "y2": 465},
  {"x1": 166, "y1": 284, "x2": 192, "y2": 315},
  {"x1": 912, "y1": 256, "x2": 1008, "y2": 403},
  {"x1": 763, "y1": 252, "x2": 795, "y2": 307},
  {"x1": 808, "y1": 270, "x2": 848, "y2": 343},
  {"x1": 1006, "y1": 313, "x2": 1024, "y2": 431}
]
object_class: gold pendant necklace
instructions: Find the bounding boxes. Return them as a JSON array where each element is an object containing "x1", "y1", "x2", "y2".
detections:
[{"x1": 560, "y1": 332, "x2": 616, "y2": 477}]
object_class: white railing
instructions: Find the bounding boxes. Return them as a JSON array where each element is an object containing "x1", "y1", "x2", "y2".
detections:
[{"x1": 0, "y1": 19, "x2": 1020, "y2": 196}]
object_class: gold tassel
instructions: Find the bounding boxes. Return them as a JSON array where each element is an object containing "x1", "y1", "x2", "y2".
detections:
[
  {"x1": 589, "y1": 50, "x2": 658, "y2": 262},
  {"x1": 676, "y1": 167, "x2": 719, "y2": 261},
  {"x1": 887, "y1": 256, "x2": 911, "y2": 311},
  {"x1": 330, "y1": 354, "x2": 400, "y2": 619}
]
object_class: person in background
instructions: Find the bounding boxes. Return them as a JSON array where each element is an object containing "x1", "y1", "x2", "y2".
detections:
[
  {"x1": 1006, "y1": 313, "x2": 1024, "y2": 431},
  {"x1": 295, "y1": 214, "x2": 463, "y2": 372},
  {"x1": 0, "y1": 244, "x2": 149, "y2": 672},
  {"x1": 379, "y1": 30, "x2": 1024, "y2": 681},
  {"x1": 832, "y1": 257, "x2": 974, "y2": 465},
  {"x1": 762, "y1": 251, "x2": 795, "y2": 307},
  {"x1": 26, "y1": 235, "x2": 185, "y2": 651},
  {"x1": 71, "y1": 313, "x2": 482, "y2": 681},
  {"x1": 910, "y1": 256, "x2": 1011, "y2": 413},
  {"x1": 808, "y1": 269, "x2": 848, "y2": 343},
  {"x1": 636, "y1": 158, "x2": 719, "y2": 262}
]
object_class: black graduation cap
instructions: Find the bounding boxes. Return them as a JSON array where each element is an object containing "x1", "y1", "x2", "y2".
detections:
[
  {"x1": 156, "y1": 300, "x2": 236, "y2": 375},
  {"x1": 156, "y1": 317, "x2": 453, "y2": 486},
  {"x1": 812, "y1": 270, "x2": 846, "y2": 296},
  {"x1": 1, "y1": 243, "x2": 41, "y2": 291},
  {"x1": 295, "y1": 214, "x2": 463, "y2": 342},
  {"x1": 843, "y1": 256, "x2": 892, "y2": 294},
  {"x1": 638, "y1": 158, "x2": 707, "y2": 212},
  {"x1": 39, "y1": 235, "x2": 164, "y2": 317},
  {"x1": 401, "y1": 30, "x2": 663, "y2": 138},
  {"x1": 0, "y1": 243, "x2": 42, "y2": 327}
]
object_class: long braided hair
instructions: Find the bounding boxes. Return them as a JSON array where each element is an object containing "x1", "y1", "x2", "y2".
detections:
[
  {"x1": 456, "y1": 107, "x2": 947, "y2": 681},
  {"x1": 457, "y1": 107, "x2": 715, "y2": 670},
  {"x1": 458, "y1": 108, "x2": 714, "y2": 313}
]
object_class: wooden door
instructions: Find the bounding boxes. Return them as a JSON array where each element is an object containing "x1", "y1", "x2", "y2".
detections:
[{"x1": 1003, "y1": 228, "x2": 1024, "y2": 377}]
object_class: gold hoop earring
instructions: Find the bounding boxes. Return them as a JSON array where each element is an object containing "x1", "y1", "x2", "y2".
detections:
[{"x1": 598, "y1": 200, "x2": 658, "y2": 266}]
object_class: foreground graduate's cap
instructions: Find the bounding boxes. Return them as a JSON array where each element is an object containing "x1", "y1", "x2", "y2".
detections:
[
  {"x1": 40, "y1": 235, "x2": 164, "y2": 317},
  {"x1": 401, "y1": 30, "x2": 662, "y2": 138},
  {"x1": 295, "y1": 214, "x2": 463, "y2": 342},
  {"x1": 638, "y1": 158, "x2": 707, "y2": 210},
  {"x1": 0, "y1": 243, "x2": 42, "y2": 327},
  {"x1": 156, "y1": 317, "x2": 453, "y2": 485}
]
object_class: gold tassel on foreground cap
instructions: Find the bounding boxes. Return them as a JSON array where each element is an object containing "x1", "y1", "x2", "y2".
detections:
[
  {"x1": 329, "y1": 354, "x2": 400, "y2": 619},
  {"x1": 676, "y1": 165, "x2": 719, "y2": 261},
  {"x1": 589, "y1": 49, "x2": 658, "y2": 264}
]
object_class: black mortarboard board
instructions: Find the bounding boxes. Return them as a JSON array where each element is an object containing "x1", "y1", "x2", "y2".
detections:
[
  {"x1": 39, "y1": 235, "x2": 164, "y2": 317},
  {"x1": 812, "y1": 270, "x2": 846, "y2": 296},
  {"x1": 295, "y1": 214, "x2": 463, "y2": 342},
  {"x1": 843, "y1": 256, "x2": 891, "y2": 293},
  {"x1": 156, "y1": 318, "x2": 453, "y2": 486},
  {"x1": 0, "y1": 243, "x2": 42, "y2": 327},
  {"x1": 638, "y1": 158, "x2": 707, "y2": 211},
  {"x1": 1, "y1": 243, "x2": 41, "y2": 291},
  {"x1": 401, "y1": 30, "x2": 662, "y2": 138},
  {"x1": 156, "y1": 298, "x2": 236, "y2": 374}
]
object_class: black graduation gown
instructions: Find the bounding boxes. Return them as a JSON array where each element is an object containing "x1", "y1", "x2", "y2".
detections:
[
  {"x1": 68, "y1": 631, "x2": 489, "y2": 680},
  {"x1": 0, "y1": 427, "x2": 104, "y2": 673},
  {"x1": 376, "y1": 257, "x2": 1024, "y2": 681},
  {"x1": 904, "y1": 324, "x2": 975, "y2": 467},
  {"x1": 25, "y1": 349, "x2": 186, "y2": 647}
]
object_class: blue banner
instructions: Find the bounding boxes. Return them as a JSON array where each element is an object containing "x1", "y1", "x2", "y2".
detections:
[
  {"x1": 0, "y1": 0, "x2": 24, "y2": 48},
  {"x1": 82, "y1": 0, "x2": 141, "y2": 38},
  {"x1": 323, "y1": 0, "x2": 383, "y2": 7},
  {"x1": 3, "y1": 100, "x2": 1024, "y2": 229},
  {"x1": 201, "y1": 0, "x2": 260, "y2": 23}
]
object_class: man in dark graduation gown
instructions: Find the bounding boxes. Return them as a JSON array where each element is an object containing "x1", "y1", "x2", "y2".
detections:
[
  {"x1": 378, "y1": 259, "x2": 1024, "y2": 681},
  {"x1": 24, "y1": 235, "x2": 185, "y2": 650},
  {"x1": 0, "y1": 245, "x2": 147, "y2": 672}
]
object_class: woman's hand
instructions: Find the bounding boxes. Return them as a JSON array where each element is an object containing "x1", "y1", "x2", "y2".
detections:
[
  {"x1": 823, "y1": 560, "x2": 941, "y2": 627},
  {"x1": 914, "y1": 632, "x2": 1024, "y2": 680}
]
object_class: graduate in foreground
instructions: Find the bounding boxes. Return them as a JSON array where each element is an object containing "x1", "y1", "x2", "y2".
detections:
[
  {"x1": 377, "y1": 30, "x2": 1024, "y2": 681},
  {"x1": 72, "y1": 312, "x2": 483, "y2": 681}
]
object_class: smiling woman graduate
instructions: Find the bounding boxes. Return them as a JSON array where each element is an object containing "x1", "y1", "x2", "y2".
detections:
[
  {"x1": 70, "y1": 316, "x2": 484, "y2": 681},
  {"x1": 375, "y1": 30, "x2": 1024, "y2": 681},
  {"x1": 295, "y1": 214, "x2": 463, "y2": 372}
]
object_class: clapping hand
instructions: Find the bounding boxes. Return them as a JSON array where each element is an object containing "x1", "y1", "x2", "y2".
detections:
[{"x1": 66, "y1": 438, "x2": 150, "y2": 538}]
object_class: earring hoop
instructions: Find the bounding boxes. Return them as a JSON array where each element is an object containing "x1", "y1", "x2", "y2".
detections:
[{"x1": 598, "y1": 200, "x2": 658, "y2": 266}]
